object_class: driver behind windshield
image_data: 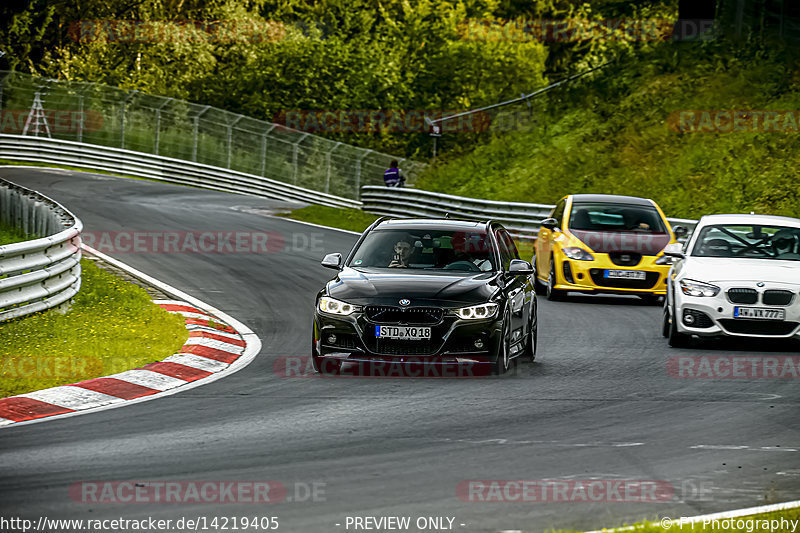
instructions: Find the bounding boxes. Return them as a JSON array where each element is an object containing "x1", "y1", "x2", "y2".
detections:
[
  {"x1": 771, "y1": 229, "x2": 800, "y2": 259},
  {"x1": 388, "y1": 240, "x2": 413, "y2": 268}
]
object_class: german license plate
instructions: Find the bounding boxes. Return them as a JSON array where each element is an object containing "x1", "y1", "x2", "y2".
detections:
[
  {"x1": 734, "y1": 307, "x2": 786, "y2": 320},
  {"x1": 375, "y1": 326, "x2": 431, "y2": 340},
  {"x1": 604, "y1": 269, "x2": 647, "y2": 280}
]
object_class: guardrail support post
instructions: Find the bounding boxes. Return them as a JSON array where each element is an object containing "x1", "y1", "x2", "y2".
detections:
[
  {"x1": 354, "y1": 150, "x2": 372, "y2": 199},
  {"x1": 191, "y1": 106, "x2": 211, "y2": 162},
  {"x1": 153, "y1": 98, "x2": 172, "y2": 156},
  {"x1": 260, "y1": 124, "x2": 276, "y2": 177},
  {"x1": 292, "y1": 133, "x2": 310, "y2": 185},
  {"x1": 120, "y1": 90, "x2": 137, "y2": 150},
  {"x1": 227, "y1": 116, "x2": 243, "y2": 169},
  {"x1": 76, "y1": 94, "x2": 84, "y2": 143},
  {"x1": 325, "y1": 142, "x2": 342, "y2": 194}
]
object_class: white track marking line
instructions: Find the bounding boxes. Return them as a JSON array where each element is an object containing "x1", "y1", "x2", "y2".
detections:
[
  {"x1": 185, "y1": 326, "x2": 243, "y2": 341},
  {"x1": 17, "y1": 387, "x2": 124, "y2": 410},
  {"x1": 163, "y1": 354, "x2": 230, "y2": 373},
  {"x1": 153, "y1": 299, "x2": 197, "y2": 307},
  {"x1": 181, "y1": 337, "x2": 244, "y2": 353},
  {"x1": 105, "y1": 370, "x2": 188, "y2": 390},
  {"x1": 690, "y1": 444, "x2": 798, "y2": 452},
  {"x1": 174, "y1": 310, "x2": 216, "y2": 320},
  {"x1": 264, "y1": 214, "x2": 362, "y2": 235}
]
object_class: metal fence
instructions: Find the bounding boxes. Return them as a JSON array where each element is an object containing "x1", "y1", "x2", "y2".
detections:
[
  {"x1": 0, "y1": 178, "x2": 83, "y2": 321},
  {"x1": 0, "y1": 70, "x2": 425, "y2": 200},
  {"x1": 361, "y1": 186, "x2": 698, "y2": 241}
]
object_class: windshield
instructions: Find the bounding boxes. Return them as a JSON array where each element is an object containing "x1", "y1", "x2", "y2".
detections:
[
  {"x1": 348, "y1": 228, "x2": 496, "y2": 272},
  {"x1": 569, "y1": 202, "x2": 667, "y2": 233},
  {"x1": 690, "y1": 224, "x2": 800, "y2": 260}
]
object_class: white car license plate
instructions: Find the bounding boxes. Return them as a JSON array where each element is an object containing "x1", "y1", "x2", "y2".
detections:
[
  {"x1": 734, "y1": 307, "x2": 786, "y2": 320},
  {"x1": 375, "y1": 325, "x2": 432, "y2": 340},
  {"x1": 604, "y1": 269, "x2": 647, "y2": 280}
]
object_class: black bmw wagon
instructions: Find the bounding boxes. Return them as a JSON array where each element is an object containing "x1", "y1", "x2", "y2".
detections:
[{"x1": 312, "y1": 218, "x2": 538, "y2": 375}]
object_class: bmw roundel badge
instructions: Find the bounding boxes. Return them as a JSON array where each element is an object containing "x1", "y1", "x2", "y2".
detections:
[{"x1": 399, "y1": 299, "x2": 411, "y2": 306}]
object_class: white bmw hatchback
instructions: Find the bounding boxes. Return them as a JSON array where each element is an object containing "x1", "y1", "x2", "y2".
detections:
[{"x1": 662, "y1": 214, "x2": 800, "y2": 347}]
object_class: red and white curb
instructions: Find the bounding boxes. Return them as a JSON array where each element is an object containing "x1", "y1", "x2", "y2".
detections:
[{"x1": 0, "y1": 245, "x2": 261, "y2": 428}]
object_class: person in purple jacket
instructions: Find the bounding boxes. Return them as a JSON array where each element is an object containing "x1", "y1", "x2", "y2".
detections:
[{"x1": 383, "y1": 160, "x2": 405, "y2": 187}]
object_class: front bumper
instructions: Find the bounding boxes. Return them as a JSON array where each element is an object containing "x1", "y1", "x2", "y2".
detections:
[
  {"x1": 672, "y1": 284, "x2": 800, "y2": 339},
  {"x1": 313, "y1": 308, "x2": 503, "y2": 365},
  {"x1": 552, "y1": 252, "x2": 670, "y2": 295}
]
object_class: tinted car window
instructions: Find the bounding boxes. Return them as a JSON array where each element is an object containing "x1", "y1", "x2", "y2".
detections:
[
  {"x1": 551, "y1": 199, "x2": 566, "y2": 224},
  {"x1": 569, "y1": 202, "x2": 666, "y2": 233},
  {"x1": 495, "y1": 230, "x2": 513, "y2": 270},
  {"x1": 691, "y1": 224, "x2": 800, "y2": 260},
  {"x1": 349, "y1": 228, "x2": 496, "y2": 271}
]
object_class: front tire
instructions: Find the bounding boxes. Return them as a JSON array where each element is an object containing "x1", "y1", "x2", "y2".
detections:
[
  {"x1": 523, "y1": 300, "x2": 538, "y2": 363},
  {"x1": 492, "y1": 318, "x2": 511, "y2": 375},
  {"x1": 667, "y1": 308, "x2": 691, "y2": 348},
  {"x1": 546, "y1": 258, "x2": 564, "y2": 301}
]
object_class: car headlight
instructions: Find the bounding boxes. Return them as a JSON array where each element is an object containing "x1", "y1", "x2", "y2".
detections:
[
  {"x1": 562, "y1": 247, "x2": 594, "y2": 261},
  {"x1": 655, "y1": 254, "x2": 673, "y2": 265},
  {"x1": 318, "y1": 296, "x2": 360, "y2": 315},
  {"x1": 679, "y1": 279, "x2": 720, "y2": 297},
  {"x1": 455, "y1": 303, "x2": 499, "y2": 320}
]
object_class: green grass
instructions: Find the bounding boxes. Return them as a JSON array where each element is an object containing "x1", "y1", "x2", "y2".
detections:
[
  {"x1": 0, "y1": 258, "x2": 189, "y2": 397},
  {"x1": 0, "y1": 221, "x2": 27, "y2": 245},
  {"x1": 276, "y1": 204, "x2": 381, "y2": 233},
  {"x1": 414, "y1": 40, "x2": 800, "y2": 220},
  {"x1": 547, "y1": 506, "x2": 800, "y2": 533}
]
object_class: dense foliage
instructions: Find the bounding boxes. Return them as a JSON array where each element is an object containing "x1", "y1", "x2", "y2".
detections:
[
  {"x1": 0, "y1": 0, "x2": 675, "y2": 155},
  {"x1": 416, "y1": 40, "x2": 800, "y2": 219}
]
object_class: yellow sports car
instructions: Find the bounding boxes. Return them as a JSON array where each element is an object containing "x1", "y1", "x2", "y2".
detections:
[{"x1": 533, "y1": 194, "x2": 684, "y2": 303}]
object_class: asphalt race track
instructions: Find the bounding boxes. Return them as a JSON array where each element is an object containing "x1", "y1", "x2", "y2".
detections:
[{"x1": 1, "y1": 167, "x2": 798, "y2": 533}]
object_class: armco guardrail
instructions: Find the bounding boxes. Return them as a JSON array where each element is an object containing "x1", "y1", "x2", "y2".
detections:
[
  {"x1": 0, "y1": 134, "x2": 361, "y2": 209},
  {"x1": 0, "y1": 70, "x2": 425, "y2": 200},
  {"x1": 361, "y1": 186, "x2": 698, "y2": 240},
  {"x1": 0, "y1": 178, "x2": 82, "y2": 321}
]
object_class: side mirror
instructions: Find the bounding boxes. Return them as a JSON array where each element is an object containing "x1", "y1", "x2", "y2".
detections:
[
  {"x1": 541, "y1": 218, "x2": 559, "y2": 231},
  {"x1": 320, "y1": 252, "x2": 343, "y2": 270},
  {"x1": 662, "y1": 242, "x2": 685, "y2": 259},
  {"x1": 673, "y1": 225, "x2": 688, "y2": 238},
  {"x1": 508, "y1": 259, "x2": 534, "y2": 275}
]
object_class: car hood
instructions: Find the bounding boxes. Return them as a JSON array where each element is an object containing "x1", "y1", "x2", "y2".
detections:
[
  {"x1": 326, "y1": 267, "x2": 499, "y2": 306},
  {"x1": 570, "y1": 230, "x2": 671, "y2": 255},
  {"x1": 682, "y1": 257, "x2": 800, "y2": 286}
]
